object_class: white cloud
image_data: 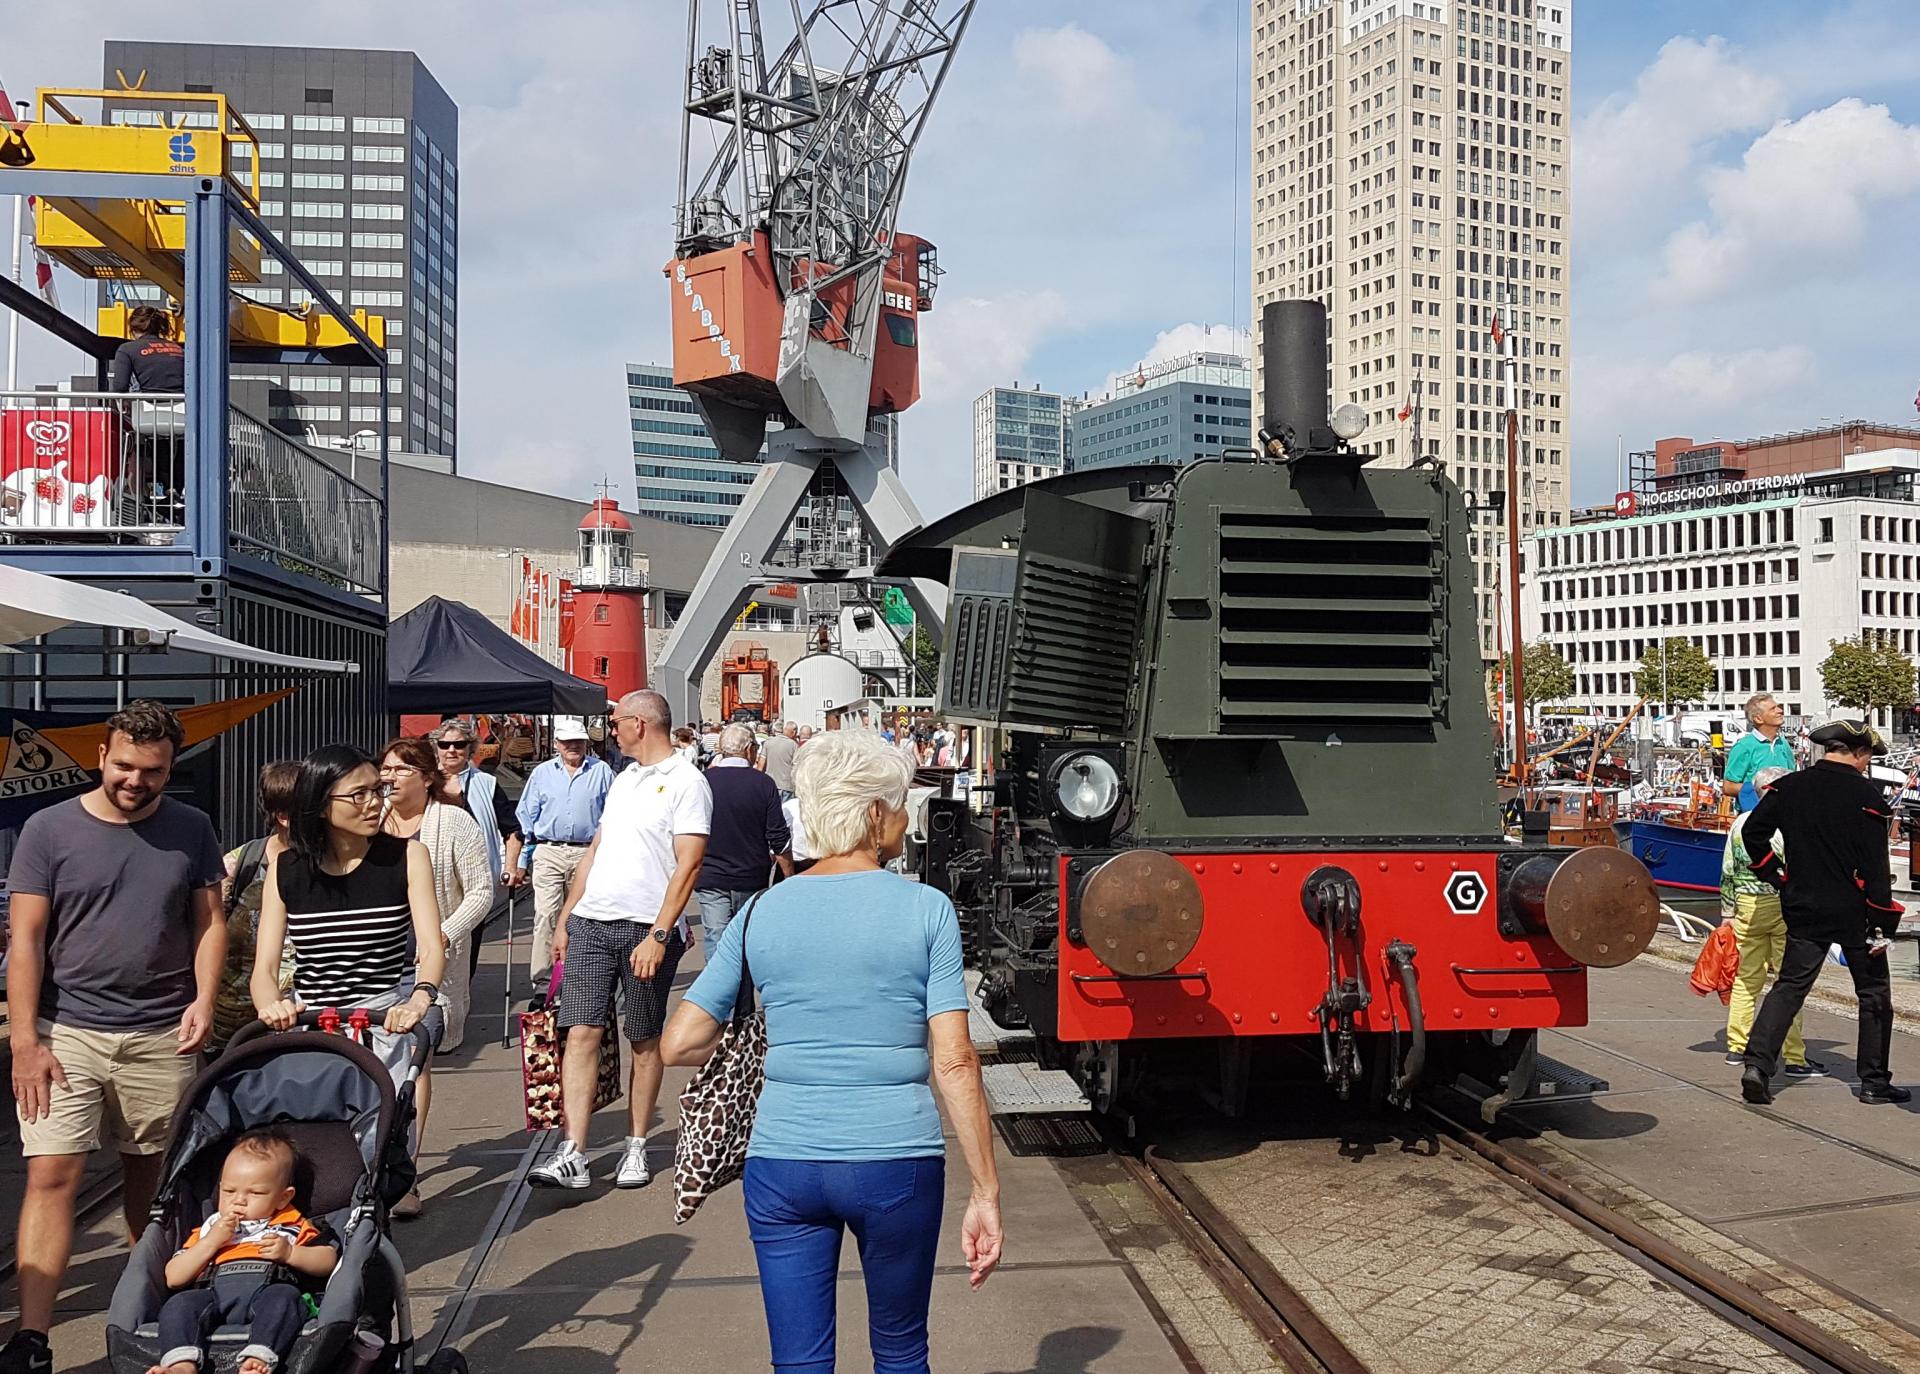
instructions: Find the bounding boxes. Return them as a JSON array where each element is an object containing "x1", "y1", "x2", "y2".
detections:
[
  {"x1": 1655, "y1": 99, "x2": 1920, "y2": 302},
  {"x1": 1582, "y1": 346, "x2": 1817, "y2": 435},
  {"x1": 1011, "y1": 24, "x2": 1133, "y2": 125},
  {"x1": 1575, "y1": 36, "x2": 1783, "y2": 233}
]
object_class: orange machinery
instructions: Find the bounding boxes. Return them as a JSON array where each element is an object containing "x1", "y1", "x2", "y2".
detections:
[
  {"x1": 719, "y1": 641, "x2": 780, "y2": 723},
  {"x1": 667, "y1": 230, "x2": 937, "y2": 423}
]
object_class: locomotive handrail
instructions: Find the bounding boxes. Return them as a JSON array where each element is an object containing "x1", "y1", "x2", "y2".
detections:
[
  {"x1": 1070, "y1": 970, "x2": 1210, "y2": 985},
  {"x1": 1449, "y1": 963, "x2": 1583, "y2": 976}
]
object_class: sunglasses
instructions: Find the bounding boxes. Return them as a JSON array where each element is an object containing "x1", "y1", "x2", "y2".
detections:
[{"x1": 436, "y1": 739, "x2": 472, "y2": 751}]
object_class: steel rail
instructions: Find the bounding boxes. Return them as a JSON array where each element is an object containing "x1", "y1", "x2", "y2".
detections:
[
  {"x1": 1422, "y1": 1099, "x2": 1903, "y2": 1374},
  {"x1": 1132, "y1": 1145, "x2": 1372, "y2": 1374}
]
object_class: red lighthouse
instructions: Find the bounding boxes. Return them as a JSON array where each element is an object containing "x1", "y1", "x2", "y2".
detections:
[{"x1": 568, "y1": 498, "x2": 648, "y2": 703}]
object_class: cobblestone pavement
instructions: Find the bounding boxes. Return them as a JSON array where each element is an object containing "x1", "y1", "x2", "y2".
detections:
[
  {"x1": 1503, "y1": 1132, "x2": 1920, "y2": 1372},
  {"x1": 1153, "y1": 1126, "x2": 1807, "y2": 1374},
  {"x1": 1058, "y1": 1152, "x2": 1289, "y2": 1373}
]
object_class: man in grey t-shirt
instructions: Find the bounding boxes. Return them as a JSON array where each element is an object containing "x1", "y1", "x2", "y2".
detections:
[
  {"x1": 2, "y1": 701, "x2": 226, "y2": 1374},
  {"x1": 759, "y1": 719, "x2": 800, "y2": 801}
]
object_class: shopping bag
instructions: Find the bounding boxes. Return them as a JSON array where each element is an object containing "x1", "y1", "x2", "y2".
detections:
[
  {"x1": 520, "y1": 963, "x2": 622, "y2": 1132},
  {"x1": 674, "y1": 896, "x2": 767, "y2": 1223}
]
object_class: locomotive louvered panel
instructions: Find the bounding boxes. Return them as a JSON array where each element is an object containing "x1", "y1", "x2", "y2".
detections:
[
  {"x1": 1004, "y1": 555, "x2": 1139, "y2": 731},
  {"x1": 1215, "y1": 509, "x2": 1442, "y2": 726},
  {"x1": 941, "y1": 579, "x2": 1017, "y2": 720}
]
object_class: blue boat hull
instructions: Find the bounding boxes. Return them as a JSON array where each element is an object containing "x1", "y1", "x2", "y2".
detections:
[{"x1": 1623, "y1": 818, "x2": 1725, "y2": 893}]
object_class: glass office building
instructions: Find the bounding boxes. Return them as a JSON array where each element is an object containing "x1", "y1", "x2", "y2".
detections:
[
  {"x1": 103, "y1": 42, "x2": 458, "y2": 463},
  {"x1": 1069, "y1": 353, "x2": 1252, "y2": 471}
]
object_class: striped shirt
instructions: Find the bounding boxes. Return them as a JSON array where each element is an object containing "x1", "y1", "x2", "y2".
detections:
[{"x1": 276, "y1": 833, "x2": 415, "y2": 1007}]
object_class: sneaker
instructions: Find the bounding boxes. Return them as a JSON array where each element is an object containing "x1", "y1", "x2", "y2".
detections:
[
  {"x1": 1860, "y1": 1084, "x2": 1914, "y2": 1105},
  {"x1": 1724, "y1": 1051, "x2": 1745, "y2": 1066},
  {"x1": 1783, "y1": 1060, "x2": 1829, "y2": 1079},
  {"x1": 615, "y1": 1136, "x2": 652, "y2": 1190},
  {"x1": 1740, "y1": 1066, "x2": 1774, "y2": 1105},
  {"x1": 528, "y1": 1141, "x2": 592, "y2": 1190},
  {"x1": 0, "y1": 1331, "x2": 52, "y2": 1374}
]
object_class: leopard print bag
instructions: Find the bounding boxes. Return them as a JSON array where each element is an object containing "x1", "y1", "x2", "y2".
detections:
[{"x1": 673, "y1": 894, "x2": 767, "y2": 1223}]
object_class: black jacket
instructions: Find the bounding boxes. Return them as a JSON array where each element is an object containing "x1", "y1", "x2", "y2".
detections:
[
  {"x1": 109, "y1": 334, "x2": 186, "y2": 392},
  {"x1": 696, "y1": 762, "x2": 790, "y2": 892},
  {"x1": 1744, "y1": 760, "x2": 1897, "y2": 946}
]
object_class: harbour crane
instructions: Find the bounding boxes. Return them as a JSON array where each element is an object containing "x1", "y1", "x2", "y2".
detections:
[{"x1": 653, "y1": 0, "x2": 974, "y2": 723}]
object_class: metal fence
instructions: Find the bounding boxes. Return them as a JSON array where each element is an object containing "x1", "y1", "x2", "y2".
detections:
[
  {"x1": 228, "y1": 405, "x2": 384, "y2": 596},
  {"x1": 0, "y1": 390, "x2": 189, "y2": 536}
]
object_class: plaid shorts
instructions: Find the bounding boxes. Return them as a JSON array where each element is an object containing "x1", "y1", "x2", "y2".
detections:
[{"x1": 557, "y1": 915, "x2": 686, "y2": 1043}]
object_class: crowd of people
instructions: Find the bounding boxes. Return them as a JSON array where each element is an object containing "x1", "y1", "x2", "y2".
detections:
[
  {"x1": 1715, "y1": 692, "x2": 1910, "y2": 1106},
  {"x1": 2, "y1": 694, "x2": 999, "y2": 1374}
]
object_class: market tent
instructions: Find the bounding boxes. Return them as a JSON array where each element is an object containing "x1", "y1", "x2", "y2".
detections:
[
  {"x1": 388, "y1": 595, "x2": 608, "y2": 716},
  {"x1": 0, "y1": 562, "x2": 356, "y2": 673}
]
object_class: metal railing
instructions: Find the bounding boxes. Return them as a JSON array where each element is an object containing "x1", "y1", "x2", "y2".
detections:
[
  {"x1": 227, "y1": 406, "x2": 384, "y2": 596},
  {"x1": 0, "y1": 390, "x2": 189, "y2": 538}
]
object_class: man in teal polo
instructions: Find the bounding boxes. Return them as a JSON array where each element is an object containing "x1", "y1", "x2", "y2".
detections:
[{"x1": 1723, "y1": 693, "x2": 1796, "y2": 812}]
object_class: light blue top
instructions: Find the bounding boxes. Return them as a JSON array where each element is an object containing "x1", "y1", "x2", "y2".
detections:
[
  {"x1": 683, "y1": 870, "x2": 969, "y2": 1161},
  {"x1": 513, "y1": 753, "x2": 613, "y2": 870}
]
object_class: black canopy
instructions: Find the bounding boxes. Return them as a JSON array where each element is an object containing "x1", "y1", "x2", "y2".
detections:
[{"x1": 388, "y1": 596, "x2": 609, "y2": 716}]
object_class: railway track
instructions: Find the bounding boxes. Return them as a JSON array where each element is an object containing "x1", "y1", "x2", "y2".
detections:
[{"x1": 1106, "y1": 1102, "x2": 1905, "y2": 1374}]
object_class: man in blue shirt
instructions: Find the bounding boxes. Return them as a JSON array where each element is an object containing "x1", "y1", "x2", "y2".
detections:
[
  {"x1": 1723, "y1": 693, "x2": 1796, "y2": 813},
  {"x1": 694, "y1": 723, "x2": 790, "y2": 950},
  {"x1": 515, "y1": 718, "x2": 614, "y2": 985}
]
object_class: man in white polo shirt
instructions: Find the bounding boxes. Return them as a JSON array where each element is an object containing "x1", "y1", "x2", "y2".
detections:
[{"x1": 530, "y1": 689, "x2": 711, "y2": 1191}]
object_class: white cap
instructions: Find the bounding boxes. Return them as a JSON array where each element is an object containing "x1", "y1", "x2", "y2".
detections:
[{"x1": 552, "y1": 716, "x2": 590, "y2": 741}]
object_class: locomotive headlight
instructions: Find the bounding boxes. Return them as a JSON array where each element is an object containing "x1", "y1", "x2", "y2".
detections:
[
  {"x1": 1051, "y1": 751, "x2": 1123, "y2": 822},
  {"x1": 1331, "y1": 403, "x2": 1370, "y2": 442}
]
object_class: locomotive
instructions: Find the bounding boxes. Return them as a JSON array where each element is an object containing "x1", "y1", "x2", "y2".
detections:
[{"x1": 879, "y1": 302, "x2": 1659, "y2": 1115}]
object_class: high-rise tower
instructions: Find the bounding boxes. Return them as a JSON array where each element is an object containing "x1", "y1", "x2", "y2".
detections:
[
  {"x1": 1250, "y1": 0, "x2": 1572, "y2": 655},
  {"x1": 102, "y1": 42, "x2": 458, "y2": 465}
]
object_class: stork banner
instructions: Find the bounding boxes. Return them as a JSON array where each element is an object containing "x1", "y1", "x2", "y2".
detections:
[{"x1": 0, "y1": 689, "x2": 295, "y2": 828}]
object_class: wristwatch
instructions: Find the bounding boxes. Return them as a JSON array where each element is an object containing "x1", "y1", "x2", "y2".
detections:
[{"x1": 649, "y1": 926, "x2": 670, "y2": 945}]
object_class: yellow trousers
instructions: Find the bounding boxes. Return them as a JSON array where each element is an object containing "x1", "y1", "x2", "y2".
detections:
[{"x1": 1726, "y1": 890, "x2": 1806, "y2": 1066}]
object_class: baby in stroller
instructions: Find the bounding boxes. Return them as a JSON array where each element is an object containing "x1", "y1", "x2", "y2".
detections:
[{"x1": 151, "y1": 1129, "x2": 339, "y2": 1374}]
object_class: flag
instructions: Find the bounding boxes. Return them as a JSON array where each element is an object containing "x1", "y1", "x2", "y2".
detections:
[
  {"x1": 882, "y1": 586, "x2": 914, "y2": 626},
  {"x1": 1397, "y1": 380, "x2": 1415, "y2": 423},
  {"x1": 1489, "y1": 311, "x2": 1504, "y2": 346}
]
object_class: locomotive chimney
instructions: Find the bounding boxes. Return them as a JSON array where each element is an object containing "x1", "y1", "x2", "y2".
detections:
[{"x1": 1259, "y1": 300, "x2": 1355, "y2": 462}]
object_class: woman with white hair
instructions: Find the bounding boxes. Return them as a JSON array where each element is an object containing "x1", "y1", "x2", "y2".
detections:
[{"x1": 663, "y1": 728, "x2": 1003, "y2": 1373}]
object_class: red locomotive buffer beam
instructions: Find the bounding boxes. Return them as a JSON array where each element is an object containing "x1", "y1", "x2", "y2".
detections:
[
  {"x1": 667, "y1": 229, "x2": 934, "y2": 421},
  {"x1": 1054, "y1": 851, "x2": 1605, "y2": 1043}
]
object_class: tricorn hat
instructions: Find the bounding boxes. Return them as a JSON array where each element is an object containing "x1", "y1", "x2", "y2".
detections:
[{"x1": 1809, "y1": 718, "x2": 1887, "y2": 755}]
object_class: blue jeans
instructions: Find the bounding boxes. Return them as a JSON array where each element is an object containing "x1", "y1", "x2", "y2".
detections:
[
  {"x1": 694, "y1": 887, "x2": 758, "y2": 951},
  {"x1": 743, "y1": 1156, "x2": 945, "y2": 1374}
]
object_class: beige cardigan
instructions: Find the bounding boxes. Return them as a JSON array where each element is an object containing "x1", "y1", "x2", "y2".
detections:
[{"x1": 419, "y1": 800, "x2": 492, "y2": 1051}]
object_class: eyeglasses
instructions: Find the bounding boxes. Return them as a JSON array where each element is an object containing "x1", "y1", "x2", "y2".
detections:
[
  {"x1": 436, "y1": 739, "x2": 472, "y2": 751},
  {"x1": 328, "y1": 786, "x2": 388, "y2": 808},
  {"x1": 609, "y1": 715, "x2": 639, "y2": 728},
  {"x1": 378, "y1": 765, "x2": 422, "y2": 778}
]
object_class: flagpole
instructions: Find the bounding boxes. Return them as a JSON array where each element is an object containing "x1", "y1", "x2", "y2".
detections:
[
  {"x1": 1500, "y1": 279, "x2": 1526, "y2": 784},
  {"x1": 6, "y1": 193, "x2": 21, "y2": 391}
]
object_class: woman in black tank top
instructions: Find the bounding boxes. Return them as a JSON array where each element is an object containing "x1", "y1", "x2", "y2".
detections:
[{"x1": 252, "y1": 746, "x2": 445, "y2": 1033}]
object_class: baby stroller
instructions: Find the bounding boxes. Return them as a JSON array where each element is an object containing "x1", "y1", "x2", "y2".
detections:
[{"x1": 105, "y1": 1013, "x2": 463, "y2": 1373}]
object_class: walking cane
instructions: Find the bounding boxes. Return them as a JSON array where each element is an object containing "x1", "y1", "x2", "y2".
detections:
[{"x1": 502, "y1": 882, "x2": 518, "y2": 1047}]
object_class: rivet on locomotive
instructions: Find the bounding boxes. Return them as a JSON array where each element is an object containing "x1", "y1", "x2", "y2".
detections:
[{"x1": 879, "y1": 301, "x2": 1662, "y2": 1116}]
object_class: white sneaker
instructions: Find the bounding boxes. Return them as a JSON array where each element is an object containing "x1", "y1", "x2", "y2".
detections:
[
  {"x1": 615, "y1": 1136, "x2": 652, "y2": 1189},
  {"x1": 529, "y1": 1140, "x2": 591, "y2": 1190}
]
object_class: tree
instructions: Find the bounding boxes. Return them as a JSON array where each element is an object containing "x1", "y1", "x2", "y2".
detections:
[
  {"x1": 1496, "y1": 640, "x2": 1574, "y2": 707},
  {"x1": 1635, "y1": 638, "x2": 1713, "y2": 709},
  {"x1": 908, "y1": 619, "x2": 943, "y2": 698},
  {"x1": 1820, "y1": 635, "x2": 1918, "y2": 714}
]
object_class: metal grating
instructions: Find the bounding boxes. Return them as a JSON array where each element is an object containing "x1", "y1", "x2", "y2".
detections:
[
  {"x1": 942, "y1": 589, "x2": 1015, "y2": 718},
  {"x1": 1004, "y1": 555, "x2": 1139, "y2": 732},
  {"x1": 995, "y1": 1113, "x2": 1107, "y2": 1158},
  {"x1": 1215, "y1": 509, "x2": 1443, "y2": 726},
  {"x1": 981, "y1": 1061, "x2": 1091, "y2": 1115}
]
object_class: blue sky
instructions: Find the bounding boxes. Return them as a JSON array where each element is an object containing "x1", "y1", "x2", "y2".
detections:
[{"x1": 10, "y1": 1, "x2": 1920, "y2": 519}]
